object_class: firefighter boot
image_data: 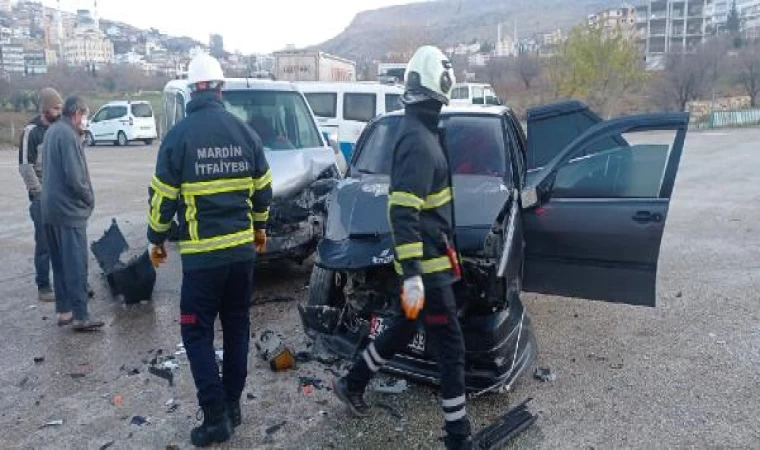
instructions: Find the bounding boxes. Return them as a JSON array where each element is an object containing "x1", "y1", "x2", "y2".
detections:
[
  {"x1": 191, "y1": 402, "x2": 233, "y2": 447},
  {"x1": 226, "y1": 399, "x2": 241, "y2": 428},
  {"x1": 444, "y1": 434, "x2": 476, "y2": 450},
  {"x1": 332, "y1": 377, "x2": 370, "y2": 417}
]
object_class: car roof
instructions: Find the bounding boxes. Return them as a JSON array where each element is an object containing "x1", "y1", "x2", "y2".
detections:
[
  {"x1": 101, "y1": 100, "x2": 151, "y2": 106},
  {"x1": 384, "y1": 104, "x2": 510, "y2": 118},
  {"x1": 295, "y1": 81, "x2": 404, "y2": 94},
  {"x1": 164, "y1": 78, "x2": 300, "y2": 94}
]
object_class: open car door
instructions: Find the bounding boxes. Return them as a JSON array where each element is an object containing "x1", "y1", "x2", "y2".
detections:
[{"x1": 522, "y1": 112, "x2": 689, "y2": 307}]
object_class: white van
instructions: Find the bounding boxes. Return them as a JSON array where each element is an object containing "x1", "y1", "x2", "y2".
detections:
[
  {"x1": 450, "y1": 83, "x2": 502, "y2": 106},
  {"x1": 85, "y1": 100, "x2": 158, "y2": 146},
  {"x1": 296, "y1": 82, "x2": 404, "y2": 162}
]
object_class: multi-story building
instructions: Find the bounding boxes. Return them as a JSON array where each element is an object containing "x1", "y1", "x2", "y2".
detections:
[
  {"x1": 24, "y1": 49, "x2": 47, "y2": 74},
  {"x1": 588, "y1": 6, "x2": 638, "y2": 39},
  {"x1": 63, "y1": 10, "x2": 114, "y2": 66},
  {"x1": 709, "y1": 0, "x2": 760, "y2": 35},
  {"x1": 0, "y1": 43, "x2": 26, "y2": 74},
  {"x1": 0, "y1": 0, "x2": 11, "y2": 13},
  {"x1": 635, "y1": 0, "x2": 713, "y2": 64}
]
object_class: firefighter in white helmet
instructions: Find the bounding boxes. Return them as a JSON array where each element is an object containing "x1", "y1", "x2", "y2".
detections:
[
  {"x1": 146, "y1": 52, "x2": 272, "y2": 447},
  {"x1": 333, "y1": 46, "x2": 474, "y2": 449}
]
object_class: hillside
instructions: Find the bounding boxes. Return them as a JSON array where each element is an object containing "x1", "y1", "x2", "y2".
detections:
[{"x1": 315, "y1": 0, "x2": 623, "y2": 60}]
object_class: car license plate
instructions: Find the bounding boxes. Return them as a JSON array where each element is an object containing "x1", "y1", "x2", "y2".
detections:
[{"x1": 408, "y1": 331, "x2": 425, "y2": 353}]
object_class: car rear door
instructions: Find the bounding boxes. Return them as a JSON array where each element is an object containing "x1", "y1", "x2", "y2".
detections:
[
  {"x1": 522, "y1": 113, "x2": 688, "y2": 307},
  {"x1": 131, "y1": 103, "x2": 156, "y2": 136}
]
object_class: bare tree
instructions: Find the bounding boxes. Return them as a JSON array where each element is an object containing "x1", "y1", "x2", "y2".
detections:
[
  {"x1": 514, "y1": 53, "x2": 541, "y2": 90},
  {"x1": 736, "y1": 42, "x2": 760, "y2": 107},
  {"x1": 479, "y1": 56, "x2": 510, "y2": 88}
]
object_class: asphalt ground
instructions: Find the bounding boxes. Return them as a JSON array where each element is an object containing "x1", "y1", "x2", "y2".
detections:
[{"x1": 0, "y1": 129, "x2": 758, "y2": 449}]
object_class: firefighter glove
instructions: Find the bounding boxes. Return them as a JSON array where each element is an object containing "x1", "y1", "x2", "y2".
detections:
[
  {"x1": 401, "y1": 275, "x2": 425, "y2": 320},
  {"x1": 255, "y1": 229, "x2": 267, "y2": 253},
  {"x1": 149, "y1": 243, "x2": 167, "y2": 268}
]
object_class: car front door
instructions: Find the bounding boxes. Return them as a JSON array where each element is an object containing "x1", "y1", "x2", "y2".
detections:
[
  {"x1": 522, "y1": 113, "x2": 689, "y2": 307},
  {"x1": 89, "y1": 106, "x2": 110, "y2": 140}
]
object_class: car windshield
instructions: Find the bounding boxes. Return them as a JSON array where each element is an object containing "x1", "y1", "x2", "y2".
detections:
[
  {"x1": 222, "y1": 90, "x2": 322, "y2": 150},
  {"x1": 353, "y1": 114, "x2": 509, "y2": 179},
  {"x1": 131, "y1": 103, "x2": 153, "y2": 118}
]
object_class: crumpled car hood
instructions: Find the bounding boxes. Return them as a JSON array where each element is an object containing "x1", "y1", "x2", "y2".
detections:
[
  {"x1": 317, "y1": 174, "x2": 510, "y2": 269},
  {"x1": 266, "y1": 147, "x2": 339, "y2": 199}
]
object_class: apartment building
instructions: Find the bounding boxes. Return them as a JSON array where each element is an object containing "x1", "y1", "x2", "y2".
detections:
[
  {"x1": 635, "y1": 0, "x2": 713, "y2": 61},
  {"x1": 588, "y1": 6, "x2": 638, "y2": 40}
]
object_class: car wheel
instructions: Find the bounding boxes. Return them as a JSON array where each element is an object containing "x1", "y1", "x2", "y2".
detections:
[
  {"x1": 308, "y1": 266, "x2": 343, "y2": 307},
  {"x1": 116, "y1": 131, "x2": 128, "y2": 147},
  {"x1": 143, "y1": 139, "x2": 154, "y2": 146},
  {"x1": 84, "y1": 131, "x2": 95, "y2": 147}
]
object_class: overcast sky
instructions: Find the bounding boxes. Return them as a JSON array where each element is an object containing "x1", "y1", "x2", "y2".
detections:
[{"x1": 41, "y1": 0, "x2": 423, "y2": 54}]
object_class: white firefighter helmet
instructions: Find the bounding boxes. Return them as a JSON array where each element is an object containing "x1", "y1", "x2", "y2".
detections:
[
  {"x1": 402, "y1": 46, "x2": 456, "y2": 105},
  {"x1": 187, "y1": 53, "x2": 225, "y2": 90}
]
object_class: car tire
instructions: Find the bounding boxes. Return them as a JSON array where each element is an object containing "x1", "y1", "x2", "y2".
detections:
[
  {"x1": 143, "y1": 139, "x2": 154, "y2": 146},
  {"x1": 116, "y1": 131, "x2": 128, "y2": 147},
  {"x1": 84, "y1": 131, "x2": 95, "y2": 147},
  {"x1": 308, "y1": 266, "x2": 342, "y2": 307}
]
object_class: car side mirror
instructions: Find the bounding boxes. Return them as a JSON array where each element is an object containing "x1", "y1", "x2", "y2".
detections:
[{"x1": 520, "y1": 187, "x2": 539, "y2": 209}]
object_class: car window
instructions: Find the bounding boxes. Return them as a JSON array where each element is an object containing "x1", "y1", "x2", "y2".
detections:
[
  {"x1": 343, "y1": 93, "x2": 376, "y2": 122},
  {"x1": 353, "y1": 114, "x2": 510, "y2": 181},
  {"x1": 175, "y1": 93, "x2": 185, "y2": 124},
  {"x1": 472, "y1": 86, "x2": 485, "y2": 105},
  {"x1": 552, "y1": 131, "x2": 676, "y2": 199},
  {"x1": 304, "y1": 93, "x2": 337, "y2": 118},
  {"x1": 108, "y1": 106, "x2": 127, "y2": 120},
  {"x1": 451, "y1": 86, "x2": 469, "y2": 100},
  {"x1": 385, "y1": 94, "x2": 402, "y2": 113},
  {"x1": 222, "y1": 90, "x2": 322, "y2": 150},
  {"x1": 93, "y1": 107, "x2": 109, "y2": 123},
  {"x1": 131, "y1": 103, "x2": 153, "y2": 118}
]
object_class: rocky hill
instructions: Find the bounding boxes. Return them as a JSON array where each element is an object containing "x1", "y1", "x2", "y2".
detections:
[{"x1": 315, "y1": 0, "x2": 623, "y2": 60}]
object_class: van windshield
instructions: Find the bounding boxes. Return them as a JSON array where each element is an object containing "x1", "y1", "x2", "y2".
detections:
[
  {"x1": 222, "y1": 90, "x2": 323, "y2": 150},
  {"x1": 131, "y1": 103, "x2": 153, "y2": 118}
]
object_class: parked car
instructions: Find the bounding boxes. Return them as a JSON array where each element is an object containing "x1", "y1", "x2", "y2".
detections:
[
  {"x1": 85, "y1": 100, "x2": 158, "y2": 146},
  {"x1": 449, "y1": 83, "x2": 501, "y2": 106},
  {"x1": 161, "y1": 78, "x2": 342, "y2": 263},
  {"x1": 297, "y1": 82, "x2": 404, "y2": 163},
  {"x1": 299, "y1": 102, "x2": 689, "y2": 393}
]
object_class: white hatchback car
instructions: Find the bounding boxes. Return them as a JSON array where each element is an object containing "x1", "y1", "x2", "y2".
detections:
[{"x1": 85, "y1": 100, "x2": 158, "y2": 146}]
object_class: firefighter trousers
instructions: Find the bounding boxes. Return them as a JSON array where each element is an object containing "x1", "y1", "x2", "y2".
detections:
[
  {"x1": 180, "y1": 259, "x2": 254, "y2": 409},
  {"x1": 345, "y1": 283, "x2": 471, "y2": 437}
]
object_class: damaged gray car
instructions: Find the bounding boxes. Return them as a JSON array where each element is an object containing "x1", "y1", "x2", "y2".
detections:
[
  {"x1": 300, "y1": 101, "x2": 689, "y2": 393},
  {"x1": 162, "y1": 79, "x2": 342, "y2": 262}
]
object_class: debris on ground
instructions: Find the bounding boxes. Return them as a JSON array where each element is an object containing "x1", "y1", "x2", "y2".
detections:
[
  {"x1": 534, "y1": 367, "x2": 556, "y2": 382},
  {"x1": 33, "y1": 356, "x2": 44, "y2": 364},
  {"x1": 130, "y1": 416, "x2": 148, "y2": 426},
  {"x1": 18, "y1": 376, "x2": 29, "y2": 386},
  {"x1": 246, "y1": 393, "x2": 256, "y2": 400},
  {"x1": 298, "y1": 376, "x2": 326, "y2": 391},
  {"x1": 587, "y1": 353, "x2": 608, "y2": 362},
  {"x1": 375, "y1": 401, "x2": 404, "y2": 419},
  {"x1": 165, "y1": 445, "x2": 180, "y2": 450},
  {"x1": 610, "y1": 363, "x2": 624, "y2": 370},
  {"x1": 215, "y1": 350, "x2": 224, "y2": 364},
  {"x1": 370, "y1": 377, "x2": 408, "y2": 394},
  {"x1": 148, "y1": 366, "x2": 174, "y2": 387},
  {"x1": 121, "y1": 364, "x2": 140, "y2": 376},
  {"x1": 255, "y1": 330, "x2": 295, "y2": 371},
  {"x1": 99, "y1": 440, "x2": 115, "y2": 450},
  {"x1": 39, "y1": 419, "x2": 63, "y2": 428},
  {"x1": 165, "y1": 398, "x2": 179, "y2": 413},
  {"x1": 111, "y1": 394, "x2": 123, "y2": 407},
  {"x1": 254, "y1": 295, "x2": 296, "y2": 305},
  {"x1": 265, "y1": 420, "x2": 287, "y2": 435},
  {"x1": 474, "y1": 398, "x2": 537, "y2": 449},
  {"x1": 676, "y1": 291, "x2": 683, "y2": 298}
]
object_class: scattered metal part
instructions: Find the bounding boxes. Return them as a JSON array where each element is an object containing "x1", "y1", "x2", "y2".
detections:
[
  {"x1": 265, "y1": 420, "x2": 287, "y2": 435},
  {"x1": 39, "y1": 419, "x2": 63, "y2": 428},
  {"x1": 370, "y1": 377, "x2": 408, "y2": 394},
  {"x1": 99, "y1": 441, "x2": 115, "y2": 450},
  {"x1": 33, "y1": 356, "x2": 44, "y2": 364},
  {"x1": 474, "y1": 398, "x2": 537, "y2": 449},
  {"x1": 533, "y1": 367, "x2": 556, "y2": 382}
]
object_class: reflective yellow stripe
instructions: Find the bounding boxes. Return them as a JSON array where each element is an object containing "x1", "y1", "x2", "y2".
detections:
[
  {"x1": 148, "y1": 216, "x2": 171, "y2": 233},
  {"x1": 179, "y1": 228, "x2": 254, "y2": 255},
  {"x1": 423, "y1": 188, "x2": 452, "y2": 209},
  {"x1": 252, "y1": 209, "x2": 270, "y2": 222},
  {"x1": 253, "y1": 169, "x2": 272, "y2": 190},
  {"x1": 388, "y1": 191, "x2": 425, "y2": 210},
  {"x1": 394, "y1": 255, "x2": 453, "y2": 274},
  {"x1": 181, "y1": 177, "x2": 253, "y2": 196},
  {"x1": 151, "y1": 175, "x2": 179, "y2": 199},
  {"x1": 184, "y1": 194, "x2": 199, "y2": 241},
  {"x1": 395, "y1": 242, "x2": 423, "y2": 261}
]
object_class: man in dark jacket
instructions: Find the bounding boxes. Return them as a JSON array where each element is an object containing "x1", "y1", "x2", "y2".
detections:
[
  {"x1": 42, "y1": 96, "x2": 103, "y2": 331},
  {"x1": 18, "y1": 87, "x2": 62, "y2": 302},
  {"x1": 333, "y1": 46, "x2": 474, "y2": 449},
  {"x1": 146, "y1": 53, "x2": 272, "y2": 447}
]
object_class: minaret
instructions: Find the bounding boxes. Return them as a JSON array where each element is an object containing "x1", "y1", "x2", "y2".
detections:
[
  {"x1": 56, "y1": 0, "x2": 63, "y2": 59},
  {"x1": 93, "y1": 0, "x2": 99, "y2": 31}
]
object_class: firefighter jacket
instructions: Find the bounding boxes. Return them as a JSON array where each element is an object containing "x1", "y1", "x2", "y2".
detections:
[
  {"x1": 389, "y1": 100, "x2": 456, "y2": 288},
  {"x1": 147, "y1": 93, "x2": 273, "y2": 271}
]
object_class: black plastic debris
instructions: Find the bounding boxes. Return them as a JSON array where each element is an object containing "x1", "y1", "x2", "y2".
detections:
[
  {"x1": 297, "y1": 305, "x2": 341, "y2": 334},
  {"x1": 90, "y1": 219, "x2": 155, "y2": 304},
  {"x1": 533, "y1": 367, "x2": 556, "y2": 382},
  {"x1": 298, "y1": 376, "x2": 326, "y2": 391},
  {"x1": 265, "y1": 421, "x2": 287, "y2": 435},
  {"x1": 99, "y1": 440, "x2": 115, "y2": 450},
  {"x1": 474, "y1": 398, "x2": 537, "y2": 449},
  {"x1": 130, "y1": 416, "x2": 148, "y2": 426},
  {"x1": 34, "y1": 356, "x2": 44, "y2": 364},
  {"x1": 148, "y1": 366, "x2": 174, "y2": 387}
]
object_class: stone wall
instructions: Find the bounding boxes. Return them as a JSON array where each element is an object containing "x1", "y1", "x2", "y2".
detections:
[{"x1": 686, "y1": 96, "x2": 752, "y2": 123}]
